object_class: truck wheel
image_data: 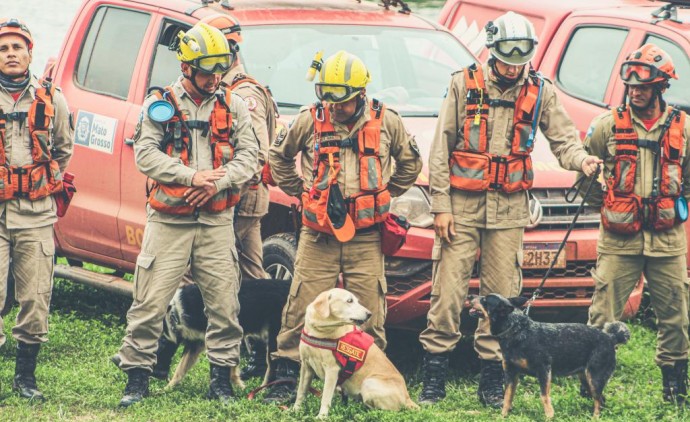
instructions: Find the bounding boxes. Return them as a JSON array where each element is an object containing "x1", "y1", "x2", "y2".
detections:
[
  {"x1": 1, "y1": 266, "x2": 16, "y2": 317},
  {"x1": 263, "y1": 233, "x2": 296, "y2": 281}
]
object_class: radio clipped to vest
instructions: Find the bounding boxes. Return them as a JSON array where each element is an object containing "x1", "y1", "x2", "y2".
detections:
[
  {"x1": 301, "y1": 100, "x2": 391, "y2": 239},
  {"x1": 0, "y1": 78, "x2": 63, "y2": 202},
  {"x1": 602, "y1": 106, "x2": 686, "y2": 234},
  {"x1": 449, "y1": 64, "x2": 541, "y2": 194},
  {"x1": 145, "y1": 86, "x2": 240, "y2": 216}
]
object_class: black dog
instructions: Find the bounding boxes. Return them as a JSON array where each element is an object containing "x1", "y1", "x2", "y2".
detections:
[
  {"x1": 468, "y1": 293, "x2": 629, "y2": 418},
  {"x1": 155, "y1": 279, "x2": 289, "y2": 389}
]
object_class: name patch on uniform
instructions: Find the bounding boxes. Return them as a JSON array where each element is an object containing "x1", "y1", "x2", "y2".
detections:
[{"x1": 74, "y1": 110, "x2": 118, "y2": 154}]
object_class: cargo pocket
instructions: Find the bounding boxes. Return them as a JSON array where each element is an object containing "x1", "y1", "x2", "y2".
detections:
[
  {"x1": 430, "y1": 242, "x2": 443, "y2": 298},
  {"x1": 512, "y1": 250, "x2": 523, "y2": 297},
  {"x1": 377, "y1": 277, "x2": 387, "y2": 327},
  {"x1": 133, "y1": 253, "x2": 155, "y2": 302},
  {"x1": 283, "y1": 277, "x2": 303, "y2": 327},
  {"x1": 37, "y1": 239, "x2": 55, "y2": 294},
  {"x1": 588, "y1": 264, "x2": 609, "y2": 324}
]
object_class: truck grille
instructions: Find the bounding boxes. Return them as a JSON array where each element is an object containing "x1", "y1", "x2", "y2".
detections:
[
  {"x1": 531, "y1": 188, "x2": 600, "y2": 230},
  {"x1": 386, "y1": 259, "x2": 596, "y2": 297}
]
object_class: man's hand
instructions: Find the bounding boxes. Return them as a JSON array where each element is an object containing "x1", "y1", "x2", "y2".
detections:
[
  {"x1": 191, "y1": 169, "x2": 226, "y2": 188},
  {"x1": 434, "y1": 212, "x2": 456, "y2": 243},
  {"x1": 581, "y1": 155, "x2": 603, "y2": 177},
  {"x1": 184, "y1": 185, "x2": 219, "y2": 207}
]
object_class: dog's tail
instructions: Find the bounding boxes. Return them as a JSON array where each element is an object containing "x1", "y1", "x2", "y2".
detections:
[{"x1": 604, "y1": 321, "x2": 630, "y2": 345}]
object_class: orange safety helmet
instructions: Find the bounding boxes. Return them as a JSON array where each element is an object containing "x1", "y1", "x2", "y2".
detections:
[
  {"x1": 200, "y1": 13, "x2": 242, "y2": 46},
  {"x1": 620, "y1": 43, "x2": 678, "y2": 85},
  {"x1": 0, "y1": 18, "x2": 33, "y2": 50}
]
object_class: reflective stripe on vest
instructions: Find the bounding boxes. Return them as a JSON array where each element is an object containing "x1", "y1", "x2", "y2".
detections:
[
  {"x1": 0, "y1": 78, "x2": 63, "y2": 201},
  {"x1": 301, "y1": 100, "x2": 390, "y2": 236},
  {"x1": 449, "y1": 64, "x2": 539, "y2": 193},
  {"x1": 146, "y1": 86, "x2": 240, "y2": 215},
  {"x1": 603, "y1": 106, "x2": 686, "y2": 234}
]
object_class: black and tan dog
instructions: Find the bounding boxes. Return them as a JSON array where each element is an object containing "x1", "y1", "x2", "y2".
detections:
[
  {"x1": 468, "y1": 293, "x2": 630, "y2": 418},
  {"x1": 155, "y1": 279, "x2": 289, "y2": 389}
]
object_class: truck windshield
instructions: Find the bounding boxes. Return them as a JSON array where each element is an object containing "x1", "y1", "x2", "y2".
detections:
[{"x1": 240, "y1": 25, "x2": 475, "y2": 116}]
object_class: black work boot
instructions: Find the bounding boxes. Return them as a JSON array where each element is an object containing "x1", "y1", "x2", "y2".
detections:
[
  {"x1": 13, "y1": 342, "x2": 45, "y2": 401},
  {"x1": 208, "y1": 363, "x2": 235, "y2": 404},
  {"x1": 119, "y1": 368, "x2": 150, "y2": 408},
  {"x1": 263, "y1": 358, "x2": 299, "y2": 404},
  {"x1": 663, "y1": 360, "x2": 689, "y2": 406},
  {"x1": 418, "y1": 352, "x2": 449, "y2": 405},
  {"x1": 478, "y1": 359, "x2": 504, "y2": 408},
  {"x1": 241, "y1": 340, "x2": 268, "y2": 381},
  {"x1": 152, "y1": 337, "x2": 179, "y2": 380}
]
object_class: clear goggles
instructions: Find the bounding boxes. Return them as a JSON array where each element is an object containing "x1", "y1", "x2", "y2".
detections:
[
  {"x1": 315, "y1": 83, "x2": 361, "y2": 103},
  {"x1": 188, "y1": 53, "x2": 234, "y2": 75},
  {"x1": 620, "y1": 62, "x2": 666, "y2": 83},
  {"x1": 494, "y1": 38, "x2": 535, "y2": 57}
]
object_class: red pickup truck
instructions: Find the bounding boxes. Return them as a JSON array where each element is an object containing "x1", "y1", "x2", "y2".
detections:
[
  {"x1": 439, "y1": 0, "x2": 690, "y2": 296},
  {"x1": 2, "y1": 0, "x2": 647, "y2": 327}
]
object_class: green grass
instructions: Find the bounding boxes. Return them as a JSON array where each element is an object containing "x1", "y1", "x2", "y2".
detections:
[{"x1": 0, "y1": 279, "x2": 686, "y2": 421}]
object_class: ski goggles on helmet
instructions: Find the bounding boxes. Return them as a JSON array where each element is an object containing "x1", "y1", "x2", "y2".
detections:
[
  {"x1": 315, "y1": 83, "x2": 362, "y2": 103},
  {"x1": 620, "y1": 61, "x2": 669, "y2": 84},
  {"x1": 0, "y1": 19, "x2": 31, "y2": 34},
  {"x1": 187, "y1": 53, "x2": 234, "y2": 75},
  {"x1": 494, "y1": 38, "x2": 536, "y2": 57}
]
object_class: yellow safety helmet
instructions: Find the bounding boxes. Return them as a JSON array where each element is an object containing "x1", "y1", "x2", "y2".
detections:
[
  {"x1": 175, "y1": 22, "x2": 232, "y2": 74},
  {"x1": 315, "y1": 50, "x2": 370, "y2": 103}
]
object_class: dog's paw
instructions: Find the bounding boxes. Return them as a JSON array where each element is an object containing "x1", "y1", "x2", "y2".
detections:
[{"x1": 316, "y1": 413, "x2": 329, "y2": 420}]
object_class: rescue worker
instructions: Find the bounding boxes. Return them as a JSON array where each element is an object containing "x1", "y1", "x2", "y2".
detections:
[
  {"x1": 0, "y1": 17, "x2": 73, "y2": 401},
  {"x1": 418, "y1": 11, "x2": 601, "y2": 407},
  {"x1": 115, "y1": 22, "x2": 258, "y2": 407},
  {"x1": 264, "y1": 50, "x2": 423, "y2": 402},
  {"x1": 151, "y1": 13, "x2": 278, "y2": 383},
  {"x1": 581, "y1": 44, "x2": 690, "y2": 405}
]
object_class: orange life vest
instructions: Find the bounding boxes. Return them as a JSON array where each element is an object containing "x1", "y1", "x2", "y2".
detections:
[
  {"x1": 301, "y1": 100, "x2": 391, "y2": 235},
  {"x1": 602, "y1": 106, "x2": 686, "y2": 234},
  {"x1": 449, "y1": 64, "x2": 541, "y2": 193},
  {"x1": 146, "y1": 86, "x2": 240, "y2": 215},
  {"x1": 0, "y1": 78, "x2": 64, "y2": 202}
]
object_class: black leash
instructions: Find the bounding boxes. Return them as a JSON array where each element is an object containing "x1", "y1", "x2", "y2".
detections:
[{"x1": 524, "y1": 165, "x2": 601, "y2": 316}]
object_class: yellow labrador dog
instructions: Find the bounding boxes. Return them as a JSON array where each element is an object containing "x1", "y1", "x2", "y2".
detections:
[{"x1": 294, "y1": 288, "x2": 418, "y2": 418}]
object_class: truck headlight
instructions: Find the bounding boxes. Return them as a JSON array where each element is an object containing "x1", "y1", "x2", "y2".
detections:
[{"x1": 390, "y1": 186, "x2": 433, "y2": 228}]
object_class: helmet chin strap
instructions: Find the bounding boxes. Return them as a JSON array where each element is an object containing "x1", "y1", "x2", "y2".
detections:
[
  {"x1": 489, "y1": 57, "x2": 519, "y2": 87},
  {"x1": 341, "y1": 94, "x2": 366, "y2": 125},
  {"x1": 184, "y1": 67, "x2": 215, "y2": 98}
]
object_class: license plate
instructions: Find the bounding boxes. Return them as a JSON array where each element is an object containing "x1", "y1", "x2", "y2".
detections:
[{"x1": 522, "y1": 243, "x2": 567, "y2": 269}]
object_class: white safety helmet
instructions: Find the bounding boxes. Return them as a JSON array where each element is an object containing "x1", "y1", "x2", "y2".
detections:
[
  {"x1": 526, "y1": 194, "x2": 543, "y2": 229},
  {"x1": 485, "y1": 12, "x2": 538, "y2": 66}
]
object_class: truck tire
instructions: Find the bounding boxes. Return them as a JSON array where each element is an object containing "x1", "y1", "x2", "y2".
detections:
[
  {"x1": 1, "y1": 266, "x2": 16, "y2": 317},
  {"x1": 263, "y1": 233, "x2": 296, "y2": 281}
]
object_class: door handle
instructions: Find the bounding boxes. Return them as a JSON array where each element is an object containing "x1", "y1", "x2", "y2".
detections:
[{"x1": 124, "y1": 138, "x2": 135, "y2": 146}]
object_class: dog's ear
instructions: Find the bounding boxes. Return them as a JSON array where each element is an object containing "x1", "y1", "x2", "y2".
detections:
[
  {"x1": 313, "y1": 292, "x2": 330, "y2": 319},
  {"x1": 508, "y1": 296, "x2": 529, "y2": 309}
]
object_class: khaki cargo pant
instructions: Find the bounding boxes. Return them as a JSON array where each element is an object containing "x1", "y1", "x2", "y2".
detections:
[
  {"x1": 234, "y1": 215, "x2": 267, "y2": 280},
  {"x1": 0, "y1": 223, "x2": 54, "y2": 347},
  {"x1": 118, "y1": 221, "x2": 243, "y2": 370},
  {"x1": 589, "y1": 253, "x2": 689, "y2": 366},
  {"x1": 419, "y1": 224, "x2": 523, "y2": 361},
  {"x1": 272, "y1": 227, "x2": 387, "y2": 363}
]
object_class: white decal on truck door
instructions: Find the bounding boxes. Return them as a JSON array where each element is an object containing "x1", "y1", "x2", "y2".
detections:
[{"x1": 74, "y1": 110, "x2": 118, "y2": 154}]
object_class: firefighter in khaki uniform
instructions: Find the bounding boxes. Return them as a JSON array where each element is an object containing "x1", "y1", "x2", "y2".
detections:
[
  {"x1": 153, "y1": 13, "x2": 277, "y2": 383},
  {"x1": 418, "y1": 12, "x2": 601, "y2": 407},
  {"x1": 581, "y1": 44, "x2": 690, "y2": 405},
  {"x1": 0, "y1": 18, "x2": 73, "y2": 401},
  {"x1": 115, "y1": 23, "x2": 257, "y2": 407},
  {"x1": 263, "y1": 51, "x2": 422, "y2": 403}
]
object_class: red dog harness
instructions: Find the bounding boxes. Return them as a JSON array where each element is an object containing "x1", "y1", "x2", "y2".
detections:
[{"x1": 300, "y1": 327, "x2": 375, "y2": 385}]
